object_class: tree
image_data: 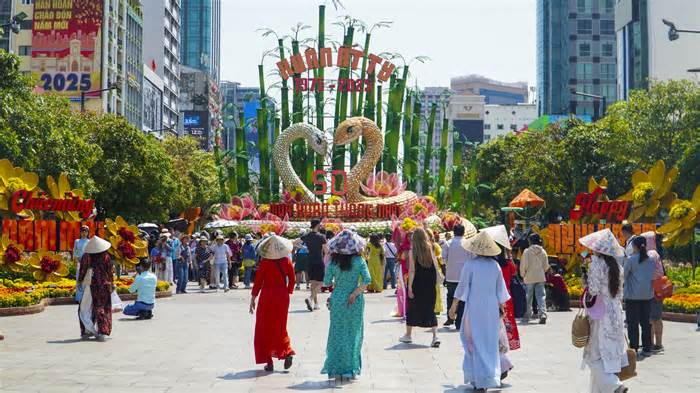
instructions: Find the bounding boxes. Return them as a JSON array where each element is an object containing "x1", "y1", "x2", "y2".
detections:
[{"x1": 163, "y1": 136, "x2": 220, "y2": 211}]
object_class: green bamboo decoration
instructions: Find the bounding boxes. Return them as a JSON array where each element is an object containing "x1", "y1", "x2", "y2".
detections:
[
  {"x1": 278, "y1": 38, "x2": 290, "y2": 131},
  {"x1": 315, "y1": 5, "x2": 326, "y2": 173},
  {"x1": 438, "y1": 106, "x2": 449, "y2": 195},
  {"x1": 290, "y1": 39, "x2": 307, "y2": 183},
  {"x1": 257, "y1": 64, "x2": 270, "y2": 202},
  {"x1": 355, "y1": 32, "x2": 371, "y2": 116},
  {"x1": 450, "y1": 135, "x2": 464, "y2": 210},
  {"x1": 271, "y1": 116, "x2": 281, "y2": 199},
  {"x1": 236, "y1": 110, "x2": 249, "y2": 193},
  {"x1": 401, "y1": 90, "x2": 413, "y2": 185},
  {"x1": 380, "y1": 73, "x2": 396, "y2": 172},
  {"x1": 421, "y1": 103, "x2": 437, "y2": 193},
  {"x1": 409, "y1": 96, "x2": 421, "y2": 191},
  {"x1": 333, "y1": 26, "x2": 355, "y2": 173},
  {"x1": 363, "y1": 72, "x2": 376, "y2": 121}
]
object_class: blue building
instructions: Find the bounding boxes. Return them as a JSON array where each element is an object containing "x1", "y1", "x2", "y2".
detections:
[
  {"x1": 180, "y1": 0, "x2": 221, "y2": 83},
  {"x1": 536, "y1": 0, "x2": 617, "y2": 117}
]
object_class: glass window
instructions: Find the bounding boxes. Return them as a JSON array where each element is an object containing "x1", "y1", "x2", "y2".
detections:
[
  {"x1": 580, "y1": 84, "x2": 593, "y2": 100},
  {"x1": 497, "y1": 124, "x2": 504, "y2": 130},
  {"x1": 602, "y1": 84, "x2": 616, "y2": 102},
  {"x1": 510, "y1": 124, "x2": 517, "y2": 131},
  {"x1": 484, "y1": 124, "x2": 491, "y2": 130},
  {"x1": 600, "y1": 0, "x2": 614, "y2": 13},
  {"x1": 602, "y1": 41, "x2": 614, "y2": 57},
  {"x1": 579, "y1": 41, "x2": 591, "y2": 57},
  {"x1": 577, "y1": 63, "x2": 593, "y2": 79},
  {"x1": 577, "y1": 20, "x2": 593, "y2": 35},
  {"x1": 600, "y1": 63, "x2": 615, "y2": 79},
  {"x1": 600, "y1": 20, "x2": 615, "y2": 35},
  {"x1": 484, "y1": 134, "x2": 491, "y2": 141},
  {"x1": 577, "y1": 0, "x2": 591, "y2": 13},
  {"x1": 18, "y1": 45, "x2": 31, "y2": 56}
]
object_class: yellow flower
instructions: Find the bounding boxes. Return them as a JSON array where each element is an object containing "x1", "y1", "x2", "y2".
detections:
[
  {"x1": 326, "y1": 195, "x2": 344, "y2": 205},
  {"x1": 258, "y1": 204, "x2": 270, "y2": 215},
  {"x1": 618, "y1": 160, "x2": 677, "y2": 222},
  {"x1": 412, "y1": 202, "x2": 426, "y2": 215},
  {"x1": 105, "y1": 216, "x2": 148, "y2": 269},
  {"x1": 400, "y1": 217, "x2": 419, "y2": 232},
  {"x1": 27, "y1": 250, "x2": 70, "y2": 282},
  {"x1": 657, "y1": 186, "x2": 700, "y2": 248},
  {"x1": 0, "y1": 235, "x2": 26, "y2": 271},
  {"x1": 46, "y1": 172, "x2": 86, "y2": 222},
  {"x1": 0, "y1": 159, "x2": 40, "y2": 218}
]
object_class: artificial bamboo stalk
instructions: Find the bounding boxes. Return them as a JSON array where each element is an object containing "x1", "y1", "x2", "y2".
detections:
[
  {"x1": 315, "y1": 5, "x2": 326, "y2": 172},
  {"x1": 257, "y1": 107, "x2": 270, "y2": 202},
  {"x1": 333, "y1": 26, "x2": 354, "y2": 173},
  {"x1": 380, "y1": 73, "x2": 397, "y2": 172},
  {"x1": 401, "y1": 90, "x2": 413, "y2": 185},
  {"x1": 236, "y1": 109, "x2": 249, "y2": 193},
  {"x1": 421, "y1": 103, "x2": 437, "y2": 193},
  {"x1": 271, "y1": 116, "x2": 281, "y2": 199},
  {"x1": 355, "y1": 32, "x2": 371, "y2": 116},
  {"x1": 409, "y1": 97, "x2": 421, "y2": 191},
  {"x1": 278, "y1": 38, "x2": 290, "y2": 131},
  {"x1": 363, "y1": 72, "x2": 376, "y2": 121},
  {"x1": 290, "y1": 39, "x2": 308, "y2": 183}
]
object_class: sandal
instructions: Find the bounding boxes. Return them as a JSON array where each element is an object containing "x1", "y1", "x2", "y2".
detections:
[
  {"x1": 431, "y1": 337, "x2": 441, "y2": 348},
  {"x1": 264, "y1": 362, "x2": 273, "y2": 372},
  {"x1": 284, "y1": 355, "x2": 293, "y2": 370}
]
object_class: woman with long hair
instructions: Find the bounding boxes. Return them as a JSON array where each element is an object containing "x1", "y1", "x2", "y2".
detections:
[
  {"x1": 579, "y1": 229, "x2": 629, "y2": 393},
  {"x1": 322, "y1": 230, "x2": 371, "y2": 381},
  {"x1": 431, "y1": 230, "x2": 444, "y2": 315},
  {"x1": 77, "y1": 236, "x2": 114, "y2": 342},
  {"x1": 400, "y1": 228, "x2": 441, "y2": 347},
  {"x1": 249, "y1": 235, "x2": 296, "y2": 372},
  {"x1": 365, "y1": 233, "x2": 385, "y2": 293},
  {"x1": 624, "y1": 235, "x2": 655, "y2": 358}
]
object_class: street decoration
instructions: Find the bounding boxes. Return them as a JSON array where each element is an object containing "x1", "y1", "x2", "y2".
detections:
[
  {"x1": 657, "y1": 186, "x2": 700, "y2": 248},
  {"x1": 45, "y1": 173, "x2": 90, "y2": 221},
  {"x1": 0, "y1": 235, "x2": 26, "y2": 271},
  {"x1": 27, "y1": 250, "x2": 69, "y2": 282},
  {"x1": 618, "y1": 160, "x2": 677, "y2": 222},
  {"x1": 509, "y1": 188, "x2": 545, "y2": 208},
  {"x1": 217, "y1": 196, "x2": 259, "y2": 221},
  {"x1": 361, "y1": 171, "x2": 406, "y2": 198},
  {"x1": 276, "y1": 46, "x2": 396, "y2": 83},
  {"x1": 544, "y1": 223, "x2": 657, "y2": 256},
  {"x1": 105, "y1": 216, "x2": 148, "y2": 269},
  {"x1": 570, "y1": 186, "x2": 630, "y2": 223},
  {"x1": 0, "y1": 159, "x2": 40, "y2": 219}
]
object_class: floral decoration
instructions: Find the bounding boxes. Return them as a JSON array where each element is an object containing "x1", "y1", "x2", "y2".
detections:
[
  {"x1": 46, "y1": 172, "x2": 88, "y2": 222},
  {"x1": 217, "y1": 195, "x2": 258, "y2": 221},
  {"x1": 27, "y1": 250, "x2": 69, "y2": 282},
  {"x1": 401, "y1": 196, "x2": 437, "y2": 220},
  {"x1": 106, "y1": 216, "x2": 148, "y2": 268},
  {"x1": 618, "y1": 160, "x2": 677, "y2": 221},
  {"x1": 326, "y1": 195, "x2": 345, "y2": 205},
  {"x1": 440, "y1": 212, "x2": 461, "y2": 231},
  {"x1": 657, "y1": 186, "x2": 700, "y2": 247},
  {"x1": 0, "y1": 235, "x2": 26, "y2": 271},
  {"x1": 255, "y1": 213, "x2": 288, "y2": 236},
  {"x1": 0, "y1": 159, "x2": 40, "y2": 219},
  {"x1": 321, "y1": 218, "x2": 344, "y2": 235},
  {"x1": 360, "y1": 171, "x2": 406, "y2": 197},
  {"x1": 282, "y1": 187, "x2": 306, "y2": 204}
]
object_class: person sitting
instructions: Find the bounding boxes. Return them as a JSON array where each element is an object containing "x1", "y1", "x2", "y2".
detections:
[{"x1": 123, "y1": 260, "x2": 157, "y2": 320}]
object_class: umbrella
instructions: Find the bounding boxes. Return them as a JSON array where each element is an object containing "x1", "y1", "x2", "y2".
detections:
[
  {"x1": 509, "y1": 189, "x2": 545, "y2": 208},
  {"x1": 165, "y1": 218, "x2": 189, "y2": 233},
  {"x1": 137, "y1": 223, "x2": 158, "y2": 229}
]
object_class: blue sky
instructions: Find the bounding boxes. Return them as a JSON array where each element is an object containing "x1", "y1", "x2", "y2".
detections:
[{"x1": 220, "y1": 0, "x2": 536, "y2": 90}]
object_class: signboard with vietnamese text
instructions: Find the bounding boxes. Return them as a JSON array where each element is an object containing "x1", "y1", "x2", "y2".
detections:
[
  {"x1": 544, "y1": 223, "x2": 657, "y2": 256},
  {"x1": 2, "y1": 219, "x2": 105, "y2": 252},
  {"x1": 30, "y1": 0, "x2": 103, "y2": 98}
]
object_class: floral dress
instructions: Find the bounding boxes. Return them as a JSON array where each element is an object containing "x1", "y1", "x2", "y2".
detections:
[{"x1": 322, "y1": 256, "x2": 371, "y2": 378}]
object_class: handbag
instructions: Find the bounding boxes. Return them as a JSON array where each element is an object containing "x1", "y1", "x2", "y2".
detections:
[
  {"x1": 584, "y1": 290, "x2": 604, "y2": 321},
  {"x1": 616, "y1": 336, "x2": 637, "y2": 381},
  {"x1": 653, "y1": 276, "x2": 673, "y2": 300},
  {"x1": 571, "y1": 307, "x2": 590, "y2": 348}
]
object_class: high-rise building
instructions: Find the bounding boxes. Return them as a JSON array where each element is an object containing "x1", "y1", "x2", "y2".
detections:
[
  {"x1": 450, "y1": 75, "x2": 528, "y2": 105},
  {"x1": 416, "y1": 87, "x2": 452, "y2": 185},
  {"x1": 537, "y1": 0, "x2": 618, "y2": 117},
  {"x1": 7, "y1": 0, "x2": 143, "y2": 128},
  {"x1": 142, "y1": 63, "x2": 165, "y2": 137},
  {"x1": 143, "y1": 0, "x2": 181, "y2": 131},
  {"x1": 180, "y1": 0, "x2": 221, "y2": 83},
  {"x1": 179, "y1": 65, "x2": 221, "y2": 149},
  {"x1": 615, "y1": 0, "x2": 700, "y2": 100}
]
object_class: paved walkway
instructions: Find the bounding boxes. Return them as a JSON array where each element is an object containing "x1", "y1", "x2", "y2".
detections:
[{"x1": 1, "y1": 285, "x2": 698, "y2": 392}]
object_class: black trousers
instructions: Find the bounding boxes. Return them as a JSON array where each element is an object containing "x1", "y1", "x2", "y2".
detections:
[
  {"x1": 446, "y1": 281, "x2": 465, "y2": 329},
  {"x1": 625, "y1": 299, "x2": 652, "y2": 352}
]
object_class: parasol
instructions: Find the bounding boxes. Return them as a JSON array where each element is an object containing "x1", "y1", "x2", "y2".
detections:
[{"x1": 509, "y1": 189, "x2": 545, "y2": 208}]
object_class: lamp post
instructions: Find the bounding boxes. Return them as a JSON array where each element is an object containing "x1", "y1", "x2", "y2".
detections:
[
  {"x1": 662, "y1": 19, "x2": 700, "y2": 41},
  {"x1": 80, "y1": 82, "x2": 118, "y2": 113},
  {"x1": 1, "y1": 12, "x2": 28, "y2": 53},
  {"x1": 570, "y1": 90, "x2": 607, "y2": 121}
]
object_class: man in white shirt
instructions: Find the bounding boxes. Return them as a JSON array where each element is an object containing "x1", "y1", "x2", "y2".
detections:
[
  {"x1": 443, "y1": 224, "x2": 474, "y2": 329},
  {"x1": 210, "y1": 235, "x2": 233, "y2": 292},
  {"x1": 383, "y1": 234, "x2": 398, "y2": 289}
]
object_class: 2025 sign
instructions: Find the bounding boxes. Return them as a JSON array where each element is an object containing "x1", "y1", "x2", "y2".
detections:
[{"x1": 39, "y1": 72, "x2": 92, "y2": 92}]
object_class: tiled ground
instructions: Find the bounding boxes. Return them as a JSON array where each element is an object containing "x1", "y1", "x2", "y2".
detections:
[{"x1": 1, "y1": 284, "x2": 698, "y2": 392}]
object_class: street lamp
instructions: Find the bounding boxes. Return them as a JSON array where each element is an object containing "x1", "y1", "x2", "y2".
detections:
[
  {"x1": 662, "y1": 19, "x2": 700, "y2": 41},
  {"x1": 0, "y1": 12, "x2": 28, "y2": 34},
  {"x1": 80, "y1": 82, "x2": 119, "y2": 113},
  {"x1": 570, "y1": 89, "x2": 607, "y2": 121}
]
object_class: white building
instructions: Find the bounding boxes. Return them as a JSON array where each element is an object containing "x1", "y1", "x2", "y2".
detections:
[
  {"x1": 143, "y1": 0, "x2": 181, "y2": 131},
  {"x1": 616, "y1": 0, "x2": 700, "y2": 100},
  {"x1": 483, "y1": 104, "x2": 537, "y2": 141}
]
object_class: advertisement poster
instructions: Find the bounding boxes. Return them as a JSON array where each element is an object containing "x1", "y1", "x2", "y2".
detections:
[{"x1": 30, "y1": 0, "x2": 103, "y2": 98}]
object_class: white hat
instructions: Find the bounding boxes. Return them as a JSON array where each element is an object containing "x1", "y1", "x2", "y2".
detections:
[
  {"x1": 198, "y1": 236, "x2": 208, "y2": 242},
  {"x1": 462, "y1": 231, "x2": 501, "y2": 257},
  {"x1": 257, "y1": 234, "x2": 293, "y2": 259},
  {"x1": 578, "y1": 229, "x2": 625, "y2": 258},
  {"x1": 481, "y1": 225, "x2": 511, "y2": 250},
  {"x1": 216, "y1": 235, "x2": 225, "y2": 240},
  {"x1": 84, "y1": 236, "x2": 111, "y2": 254}
]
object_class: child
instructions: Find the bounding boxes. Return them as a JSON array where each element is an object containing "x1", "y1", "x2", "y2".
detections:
[
  {"x1": 123, "y1": 260, "x2": 157, "y2": 319},
  {"x1": 499, "y1": 308, "x2": 514, "y2": 380}
]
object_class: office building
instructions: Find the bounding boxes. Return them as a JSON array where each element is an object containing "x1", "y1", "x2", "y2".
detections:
[
  {"x1": 0, "y1": 0, "x2": 12, "y2": 52},
  {"x1": 483, "y1": 104, "x2": 537, "y2": 141},
  {"x1": 451, "y1": 75, "x2": 528, "y2": 105},
  {"x1": 181, "y1": 0, "x2": 221, "y2": 83},
  {"x1": 447, "y1": 94, "x2": 486, "y2": 144},
  {"x1": 616, "y1": 0, "x2": 700, "y2": 100},
  {"x1": 537, "y1": 0, "x2": 617, "y2": 117},
  {"x1": 143, "y1": 63, "x2": 165, "y2": 137},
  {"x1": 8, "y1": 0, "x2": 143, "y2": 127},
  {"x1": 415, "y1": 87, "x2": 452, "y2": 184},
  {"x1": 143, "y1": 0, "x2": 181, "y2": 131},
  {"x1": 179, "y1": 65, "x2": 221, "y2": 149}
]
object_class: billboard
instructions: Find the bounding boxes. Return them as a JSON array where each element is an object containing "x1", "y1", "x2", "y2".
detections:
[
  {"x1": 30, "y1": 0, "x2": 103, "y2": 98},
  {"x1": 183, "y1": 111, "x2": 208, "y2": 136},
  {"x1": 142, "y1": 78, "x2": 163, "y2": 132}
]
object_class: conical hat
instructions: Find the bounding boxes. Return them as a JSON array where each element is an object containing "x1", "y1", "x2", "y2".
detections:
[
  {"x1": 257, "y1": 234, "x2": 293, "y2": 259},
  {"x1": 462, "y1": 231, "x2": 501, "y2": 257},
  {"x1": 328, "y1": 229, "x2": 366, "y2": 255},
  {"x1": 578, "y1": 229, "x2": 624, "y2": 258},
  {"x1": 84, "y1": 236, "x2": 111, "y2": 254},
  {"x1": 481, "y1": 225, "x2": 511, "y2": 250}
]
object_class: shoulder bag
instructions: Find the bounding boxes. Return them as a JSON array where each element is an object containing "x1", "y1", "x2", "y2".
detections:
[
  {"x1": 571, "y1": 306, "x2": 590, "y2": 348},
  {"x1": 616, "y1": 335, "x2": 637, "y2": 381}
]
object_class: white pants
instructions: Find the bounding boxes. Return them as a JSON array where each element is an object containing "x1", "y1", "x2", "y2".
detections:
[
  {"x1": 163, "y1": 257, "x2": 174, "y2": 284},
  {"x1": 588, "y1": 360, "x2": 623, "y2": 393}
]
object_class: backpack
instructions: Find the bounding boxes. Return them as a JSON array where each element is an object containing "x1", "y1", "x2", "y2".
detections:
[{"x1": 511, "y1": 274, "x2": 527, "y2": 318}]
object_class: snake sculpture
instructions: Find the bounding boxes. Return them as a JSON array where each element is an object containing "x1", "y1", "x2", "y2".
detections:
[
  {"x1": 272, "y1": 123, "x2": 329, "y2": 203},
  {"x1": 334, "y1": 117, "x2": 416, "y2": 205}
]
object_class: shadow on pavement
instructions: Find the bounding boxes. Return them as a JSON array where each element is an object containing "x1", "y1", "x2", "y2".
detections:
[
  {"x1": 289, "y1": 309, "x2": 312, "y2": 314},
  {"x1": 370, "y1": 318, "x2": 403, "y2": 324},
  {"x1": 288, "y1": 380, "x2": 336, "y2": 390},
  {"x1": 385, "y1": 343, "x2": 430, "y2": 350},
  {"x1": 46, "y1": 338, "x2": 84, "y2": 344},
  {"x1": 443, "y1": 383, "x2": 511, "y2": 392},
  {"x1": 218, "y1": 369, "x2": 276, "y2": 380}
]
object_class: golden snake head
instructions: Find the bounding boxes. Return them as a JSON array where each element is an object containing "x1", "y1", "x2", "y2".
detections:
[
  {"x1": 334, "y1": 117, "x2": 366, "y2": 146},
  {"x1": 304, "y1": 125, "x2": 330, "y2": 157}
]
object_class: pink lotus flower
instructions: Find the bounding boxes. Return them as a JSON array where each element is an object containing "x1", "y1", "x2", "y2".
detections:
[
  {"x1": 401, "y1": 197, "x2": 437, "y2": 220},
  {"x1": 282, "y1": 187, "x2": 305, "y2": 204},
  {"x1": 254, "y1": 213, "x2": 288, "y2": 236},
  {"x1": 218, "y1": 195, "x2": 258, "y2": 221},
  {"x1": 361, "y1": 171, "x2": 406, "y2": 197}
]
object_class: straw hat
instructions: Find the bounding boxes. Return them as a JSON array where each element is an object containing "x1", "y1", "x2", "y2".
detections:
[
  {"x1": 328, "y1": 229, "x2": 366, "y2": 255},
  {"x1": 480, "y1": 225, "x2": 511, "y2": 250},
  {"x1": 216, "y1": 235, "x2": 225, "y2": 240},
  {"x1": 198, "y1": 236, "x2": 208, "y2": 242},
  {"x1": 84, "y1": 236, "x2": 111, "y2": 254},
  {"x1": 257, "y1": 234, "x2": 294, "y2": 259},
  {"x1": 462, "y1": 231, "x2": 501, "y2": 257},
  {"x1": 578, "y1": 228, "x2": 625, "y2": 258}
]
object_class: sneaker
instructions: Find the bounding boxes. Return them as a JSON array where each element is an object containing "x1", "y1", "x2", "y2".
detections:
[
  {"x1": 224, "y1": 288, "x2": 229, "y2": 293},
  {"x1": 304, "y1": 298, "x2": 313, "y2": 312},
  {"x1": 295, "y1": 284, "x2": 301, "y2": 290},
  {"x1": 652, "y1": 345, "x2": 664, "y2": 352},
  {"x1": 80, "y1": 334, "x2": 92, "y2": 340},
  {"x1": 399, "y1": 335, "x2": 412, "y2": 343},
  {"x1": 640, "y1": 350, "x2": 653, "y2": 357},
  {"x1": 95, "y1": 334, "x2": 106, "y2": 342},
  {"x1": 520, "y1": 318, "x2": 529, "y2": 324},
  {"x1": 614, "y1": 386, "x2": 628, "y2": 393},
  {"x1": 431, "y1": 337, "x2": 441, "y2": 348},
  {"x1": 313, "y1": 304, "x2": 321, "y2": 310},
  {"x1": 539, "y1": 315, "x2": 547, "y2": 324},
  {"x1": 500, "y1": 371, "x2": 509, "y2": 380},
  {"x1": 443, "y1": 319, "x2": 454, "y2": 327},
  {"x1": 264, "y1": 362, "x2": 274, "y2": 372}
]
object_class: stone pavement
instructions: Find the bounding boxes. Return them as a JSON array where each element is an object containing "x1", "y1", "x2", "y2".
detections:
[{"x1": 1, "y1": 284, "x2": 698, "y2": 393}]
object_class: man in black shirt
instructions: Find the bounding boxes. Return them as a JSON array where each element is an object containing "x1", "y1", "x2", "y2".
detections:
[{"x1": 302, "y1": 218, "x2": 329, "y2": 311}]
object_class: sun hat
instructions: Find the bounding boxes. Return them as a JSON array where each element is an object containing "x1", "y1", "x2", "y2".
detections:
[
  {"x1": 480, "y1": 225, "x2": 511, "y2": 250},
  {"x1": 257, "y1": 234, "x2": 294, "y2": 259},
  {"x1": 578, "y1": 228, "x2": 625, "y2": 258},
  {"x1": 641, "y1": 231, "x2": 657, "y2": 251},
  {"x1": 462, "y1": 231, "x2": 501, "y2": 257},
  {"x1": 198, "y1": 236, "x2": 208, "y2": 242},
  {"x1": 216, "y1": 235, "x2": 225, "y2": 240},
  {"x1": 84, "y1": 236, "x2": 111, "y2": 254},
  {"x1": 244, "y1": 234, "x2": 253, "y2": 241},
  {"x1": 328, "y1": 229, "x2": 366, "y2": 255}
]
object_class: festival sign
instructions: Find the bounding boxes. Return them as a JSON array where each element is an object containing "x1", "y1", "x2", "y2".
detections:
[
  {"x1": 270, "y1": 202, "x2": 403, "y2": 221},
  {"x1": 544, "y1": 223, "x2": 656, "y2": 256},
  {"x1": 30, "y1": 0, "x2": 103, "y2": 97},
  {"x1": 2, "y1": 218, "x2": 105, "y2": 252},
  {"x1": 10, "y1": 189, "x2": 95, "y2": 219},
  {"x1": 277, "y1": 46, "x2": 396, "y2": 83},
  {"x1": 570, "y1": 186, "x2": 630, "y2": 223}
]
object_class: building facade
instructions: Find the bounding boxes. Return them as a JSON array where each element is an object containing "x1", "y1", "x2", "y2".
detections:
[
  {"x1": 143, "y1": 0, "x2": 180, "y2": 132},
  {"x1": 0, "y1": 0, "x2": 12, "y2": 52},
  {"x1": 123, "y1": 0, "x2": 144, "y2": 128},
  {"x1": 615, "y1": 0, "x2": 700, "y2": 100},
  {"x1": 450, "y1": 75, "x2": 528, "y2": 105},
  {"x1": 180, "y1": 0, "x2": 220, "y2": 83},
  {"x1": 416, "y1": 87, "x2": 452, "y2": 183},
  {"x1": 179, "y1": 65, "x2": 221, "y2": 149},
  {"x1": 142, "y1": 63, "x2": 165, "y2": 137},
  {"x1": 483, "y1": 104, "x2": 537, "y2": 141},
  {"x1": 537, "y1": 0, "x2": 617, "y2": 117}
]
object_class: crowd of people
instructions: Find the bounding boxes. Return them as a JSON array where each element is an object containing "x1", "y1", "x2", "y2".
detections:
[{"x1": 68, "y1": 217, "x2": 670, "y2": 392}]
